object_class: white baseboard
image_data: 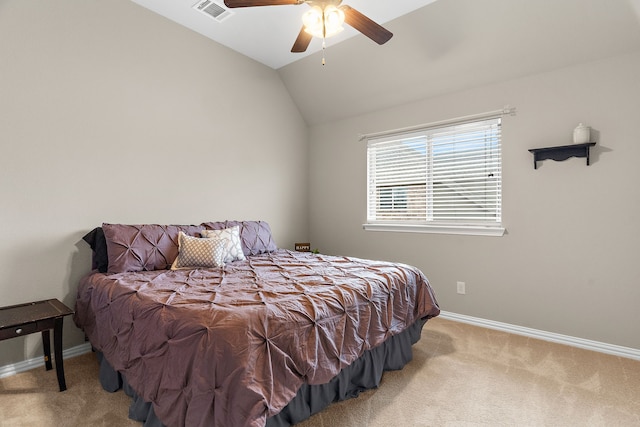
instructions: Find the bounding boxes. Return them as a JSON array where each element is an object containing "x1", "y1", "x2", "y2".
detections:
[
  {"x1": 439, "y1": 311, "x2": 640, "y2": 361},
  {"x1": 3, "y1": 314, "x2": 639, "y2": 379},
  {"x1": 0, "y1": 342, "x2": 92, "y2": 379}
]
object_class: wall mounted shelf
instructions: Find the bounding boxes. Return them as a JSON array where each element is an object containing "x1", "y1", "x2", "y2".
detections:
[{"x1": 528, "y1": 142, "x2": 596, "y2": 169}]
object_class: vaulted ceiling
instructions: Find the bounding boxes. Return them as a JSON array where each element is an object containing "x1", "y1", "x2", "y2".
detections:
[{"x1": 132, "y1": 0, "x2": 640, "y2": 125}]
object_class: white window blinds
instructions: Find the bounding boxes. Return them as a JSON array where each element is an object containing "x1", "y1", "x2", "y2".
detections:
[{"x1": 367, "y1": 117, "x2": 502, "y2": 228}]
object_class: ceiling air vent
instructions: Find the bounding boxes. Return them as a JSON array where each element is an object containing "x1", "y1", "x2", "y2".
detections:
[{"x1": 192, "y1": 0, "x2": 233, "y2": 22}]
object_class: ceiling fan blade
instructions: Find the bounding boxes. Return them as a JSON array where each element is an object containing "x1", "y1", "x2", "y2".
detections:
[
  {"x1": 341, "y1": 5, "x2": 393, "y2": 45},
  {"x1": 291, "y1": 26, "x2": 313, "y2": 53},
  {"x1": 223, "y1": 0, "x2": 300, "y2": 7}
]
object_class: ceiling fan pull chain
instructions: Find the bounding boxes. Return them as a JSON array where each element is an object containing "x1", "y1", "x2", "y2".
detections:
[
  {"x1": 322, "y1": 6, "x2": 326, "y2": 66},
  {"x1": 322, "y1": 38, "x2": 326, "y2": 66}
]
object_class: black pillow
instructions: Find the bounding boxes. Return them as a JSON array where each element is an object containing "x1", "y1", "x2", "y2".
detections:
[{"x1": 82, "y1": 227, "x2": 108, "y2": 273}]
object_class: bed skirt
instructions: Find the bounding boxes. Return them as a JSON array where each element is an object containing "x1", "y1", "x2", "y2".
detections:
[{"x1": 96, "y1": 317, "x2": 428, "y2": 427}]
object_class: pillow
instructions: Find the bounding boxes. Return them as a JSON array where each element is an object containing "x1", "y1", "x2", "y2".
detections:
[
  {"x1": 82, "y1": 227, "x2": 108, "y2": 273},
  {"x1": 103, "y1": 223, "x2": 205, "y2": 274},
  {"x1": 201, "y1": 221, "x2": 277, "y2": 256},
  {"x1": 171, "y1": 232, "x2": 225, "y2": 270},
  {"x1": 200, "y1": 226, "x2": 246, "y2": 263}
]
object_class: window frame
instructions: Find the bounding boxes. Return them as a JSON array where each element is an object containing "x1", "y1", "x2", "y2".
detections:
[{"x1": 363, "y1": 111, "x2": 509, "y2": 237}]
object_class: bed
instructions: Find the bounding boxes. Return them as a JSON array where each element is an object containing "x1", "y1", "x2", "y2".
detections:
[{"x1": 74, "y1": 221, "x2": 440, "y2": 427}]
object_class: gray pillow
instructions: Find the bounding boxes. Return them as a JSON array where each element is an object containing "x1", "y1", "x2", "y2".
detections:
[{"x1": 201, "y1": 221, "x2": 277, "y2": 256}]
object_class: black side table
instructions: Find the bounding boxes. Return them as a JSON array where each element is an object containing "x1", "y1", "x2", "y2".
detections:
[{"x1": 0, "y1": 299, "x2": 74, "y2": 391}]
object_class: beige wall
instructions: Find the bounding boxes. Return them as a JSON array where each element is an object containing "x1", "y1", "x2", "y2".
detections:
[
  {"x1": 1, "y1": 0, "x2": 638, "y2": 371},
  {"x1": 308, "y1": 52, "x2": 640, "y2": 349},
  {"x1": 0, "y1": 0, "x2": 309, "y2": 366}
]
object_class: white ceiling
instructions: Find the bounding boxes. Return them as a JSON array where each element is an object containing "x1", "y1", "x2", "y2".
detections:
[
  {"x1": 130, "y1": 0, "x2": 438, "y2": 69},
  {"x1": 130, "y1": 0, "x2": 640, "y2": 125}
]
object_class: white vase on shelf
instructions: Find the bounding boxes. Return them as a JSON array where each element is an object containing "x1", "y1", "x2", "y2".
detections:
[{"x1": 573, "y1": 123, "x2": 591, "y2": 144}]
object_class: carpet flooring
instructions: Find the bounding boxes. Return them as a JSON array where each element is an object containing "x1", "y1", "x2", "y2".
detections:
[{"x1": 1, "y1": 317, "x2": 638, "y2": 426}]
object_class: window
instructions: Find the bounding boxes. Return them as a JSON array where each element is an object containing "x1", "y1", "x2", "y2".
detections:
[
  {"x1": 380, "y1": 187, "x2": 407, "y2": 211},
  {"x1": 365, "y1": 116, "x2": 504, "y2": 236}
]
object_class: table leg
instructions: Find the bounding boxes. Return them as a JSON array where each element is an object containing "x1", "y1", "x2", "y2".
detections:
[
  {"x1": 53, "y1": 318, "x2": 67, "y2": 392},
  {"x1": 41, "y1": 329, "x2": 53, "y2": 371}
]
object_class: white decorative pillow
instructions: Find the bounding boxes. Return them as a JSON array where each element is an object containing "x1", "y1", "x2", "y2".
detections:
[
  {"x1": 200, "y1": 226, "x2": 246, "y2": 263},
  {"x1": 170, "y1": 231, "x2": 225, "y2": 270}
]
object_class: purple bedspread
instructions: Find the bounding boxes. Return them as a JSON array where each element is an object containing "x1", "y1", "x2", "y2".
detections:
[{"x1": 74, "y1": 250, "x2": 440, "y2": 427}]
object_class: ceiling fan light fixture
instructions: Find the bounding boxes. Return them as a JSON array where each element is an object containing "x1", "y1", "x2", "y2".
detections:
[{"x1": 302, "y1": 4, "x2": 345, "y2": 39}]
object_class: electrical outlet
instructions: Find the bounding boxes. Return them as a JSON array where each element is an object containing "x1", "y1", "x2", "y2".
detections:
[{"x1": 456, "y1": 281, "x2": 466, "y2": 295}]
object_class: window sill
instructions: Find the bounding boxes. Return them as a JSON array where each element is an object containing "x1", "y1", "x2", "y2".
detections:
[{"x1": 362, "y1": 223, "x2": 505, "y2": 237}]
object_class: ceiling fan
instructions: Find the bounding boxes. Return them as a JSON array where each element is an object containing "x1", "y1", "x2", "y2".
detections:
[{"x1": 223, "y1": 0, "x2": 393, "y2": 54}]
